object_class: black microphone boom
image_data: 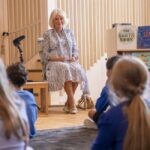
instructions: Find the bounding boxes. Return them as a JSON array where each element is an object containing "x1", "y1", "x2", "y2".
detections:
[
  {"x1": 13, "y1": 35, "x2": 25, "y2": 46},
  {"x1": 13, "y1": 35, "x2": 25, "y2": 63}
]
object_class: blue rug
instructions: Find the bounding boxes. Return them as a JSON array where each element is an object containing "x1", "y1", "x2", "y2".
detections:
[{"x1": 30, "y1": 126, "x2": 97, "y2": 150}]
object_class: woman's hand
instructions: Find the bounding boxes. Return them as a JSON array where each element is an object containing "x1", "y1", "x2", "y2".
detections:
[
  {"x1": 49, "y1": 55, "x2": 66, "y2": 62},
  {"x1": 58, "y1": 56, "x2": 66, "y2": 61},
  {"x1": 49, "y1": 55, "x2": 78, "y2": 62},
  {"x1": 69, "y1": 56, "x2": 78, "y2": 62}
]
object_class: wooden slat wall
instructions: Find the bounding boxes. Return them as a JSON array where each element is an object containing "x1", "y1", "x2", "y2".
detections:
[
  {"x1": 6, "y1": 0, "x2": 48, "y2": 64},
  {"x1": 0, "y1": 0, "x2": 9, "y2": 63},
  {"x1": 56, "y1": 0, "x2": 150, "y2": 69},
  {"x1": 1, "y1": 0, "x2": 150, "y2": 67}
]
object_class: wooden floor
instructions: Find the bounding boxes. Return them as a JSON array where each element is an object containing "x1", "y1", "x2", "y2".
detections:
[{"x1": 36, "y1": 106, "x2": 89, "y2": 130}]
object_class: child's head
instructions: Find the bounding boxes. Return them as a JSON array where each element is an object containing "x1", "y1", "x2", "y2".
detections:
[
  {"x1": 106, "y1": 55, "x2": 121, "y2": 79},
  {"x1": 7, "y1": 62, "x2": 28, "y2": 88},
  {"x1": 111, "y1": 56, "x2": 148, "y2": 99}
]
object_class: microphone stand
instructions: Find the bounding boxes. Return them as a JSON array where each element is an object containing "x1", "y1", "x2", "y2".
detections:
[
  {"x1": 13, "y1": 35, "x2": 25, "y2": 63},
  {"x1": 15, "y1": 43, "x2": 24, "y2": 63}
]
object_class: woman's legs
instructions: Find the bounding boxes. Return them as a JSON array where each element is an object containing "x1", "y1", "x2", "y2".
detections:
[
  {"x1": 64, "y1": 81, "x2": 78, "y2": 113},
  {"x1": 64, "y1": 81, "x2": 75, "y2": 108},
  {"x1": 72, "y1": 82, "x2": 78, "y2": 94}
]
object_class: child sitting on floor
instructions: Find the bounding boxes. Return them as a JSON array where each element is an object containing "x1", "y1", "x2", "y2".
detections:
[
  {"x1": 92, "y1": 56, "x2": 150, "y2": 149},
  {"x1": 0, "y1": 59, "x2": 33, "y2": 149},
  {"x1": 84, "y1": 55, "x2": 121, "y2": 129},
  {"x1": 7, "y1": 62, "x2": 38, "y2": 138}
]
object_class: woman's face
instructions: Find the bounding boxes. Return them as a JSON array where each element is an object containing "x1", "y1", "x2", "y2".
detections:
[{"x1": 54, "y1": 15, "x2": 63, "y2": 31}]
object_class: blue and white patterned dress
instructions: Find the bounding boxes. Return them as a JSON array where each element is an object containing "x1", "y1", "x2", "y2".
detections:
[{"x1": 42, "y1": 28, "x2": 90, "y2": 94}]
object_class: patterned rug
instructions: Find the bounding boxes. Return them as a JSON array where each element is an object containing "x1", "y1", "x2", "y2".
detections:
[{"x1": 29, "y1": 126, "x2": 97, "y2": 150}]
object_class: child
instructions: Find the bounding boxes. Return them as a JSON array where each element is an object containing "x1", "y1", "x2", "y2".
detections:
[
  {"x1": 84, "y1": 55, "x2": 121, "y2": 129},
  {"x1": 7, "y1": 62, "x2": 38, "y2": 138},
  {"x1": 0, "y1": 59, "x2": 32, "y2": 149},
  {"x1": 92, "y1": 56, "x2": 150, "y2": 150}
]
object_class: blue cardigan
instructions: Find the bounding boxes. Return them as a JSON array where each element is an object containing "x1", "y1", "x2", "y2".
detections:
[
  {"x1": 92, "y1": 102, "x2": 128, "y2": 150},
  {"x1": 95, "y1": 85, "x2": 110, "y2": 114},
  {"x1": 17, "y1": 90, "x2": 38, "y2": 138}
]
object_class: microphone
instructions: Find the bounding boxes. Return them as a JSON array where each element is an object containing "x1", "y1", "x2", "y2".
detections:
[{"x1": 13, "y1": 35, "x2": 25, "y2": 46}]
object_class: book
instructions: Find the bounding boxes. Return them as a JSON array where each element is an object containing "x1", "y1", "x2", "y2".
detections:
[
  {"x1": 131, "y1": 52, "x2": 150, "y2": 68},
  {"x1": 137, "y1": 26, "x2": 150, "y2": 49}
]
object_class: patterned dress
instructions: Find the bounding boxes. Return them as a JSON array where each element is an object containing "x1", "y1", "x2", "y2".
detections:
[{"x1": 42, "y1": 28, "x2": 90, "y2": 94}]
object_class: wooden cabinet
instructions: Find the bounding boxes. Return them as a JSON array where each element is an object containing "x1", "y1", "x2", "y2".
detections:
[{"x1": 106, "y1": 25, "x2": 137, "y2": 57}]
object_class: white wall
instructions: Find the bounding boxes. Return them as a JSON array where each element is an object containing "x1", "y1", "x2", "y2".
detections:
[
  {"x1": 48, "y1": 0, "x2": 56, "y2": 28},
  {"x1": 86, "y1": 54, "x2": 107, "y2": 101}
]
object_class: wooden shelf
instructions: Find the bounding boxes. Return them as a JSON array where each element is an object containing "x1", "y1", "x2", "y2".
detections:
[
  {"x1": 117, "y1": 49, "x2": 150, "y2": 55},
  {"x1": 117, "y1": 49, "x2": 150, "y2": 53}
]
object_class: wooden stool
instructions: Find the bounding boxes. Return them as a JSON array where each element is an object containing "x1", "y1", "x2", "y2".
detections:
[{"x1": 23, "y1": 81, "x2": 50, "y2": 115}]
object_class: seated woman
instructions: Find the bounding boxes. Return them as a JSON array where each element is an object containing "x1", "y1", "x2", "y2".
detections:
[
  {"x1": 0, "y1": 59, "x2": 32, "y2": 149},
  {"x1": 42, "y1": 8, "x2": 90, "y2": 114},
  {"x1": 7, "y1": 62, "x2": 38, "y2": 139},
  {"x1": 92, "y1": 56, "x2": 150, "y2": 150}
]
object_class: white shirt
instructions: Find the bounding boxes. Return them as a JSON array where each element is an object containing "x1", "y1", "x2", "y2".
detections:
[{"x1": 0, "y1": 101, "x2": 29, "y2": 150}]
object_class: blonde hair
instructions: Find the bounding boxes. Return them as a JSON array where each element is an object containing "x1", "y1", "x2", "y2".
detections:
[
  {"x1": 111, "y1": 56, "x2": 150, "y2": 150},
  {"x1": 49, "y1": 8, "x2": 69, "y2": 28},
  {"x1": 0, "y1": 59, "x2": 28, "y2": 140}
]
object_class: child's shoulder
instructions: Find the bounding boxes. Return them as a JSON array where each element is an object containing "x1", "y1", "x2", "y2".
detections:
[{"x1": 100, "y1": 101, "x2": 128, "y2": 123}]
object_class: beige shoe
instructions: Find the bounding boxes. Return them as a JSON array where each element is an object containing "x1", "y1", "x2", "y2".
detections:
[
  {"x1": 69, "y1": 107, "x2": 78, "y2": 114},
  {"x1": 84, "y1": 118, "x2": 98, "y2": 129},
  {"x1": 63, "y1": 106, "x2": 70, "y2": 113}
]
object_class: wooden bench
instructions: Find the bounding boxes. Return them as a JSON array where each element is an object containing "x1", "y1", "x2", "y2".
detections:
[{"x1": 23, "y1": 81, "x2": 50, "y2": 115}]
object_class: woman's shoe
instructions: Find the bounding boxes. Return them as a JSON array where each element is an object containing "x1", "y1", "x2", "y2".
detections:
[
  {"x1": 69, "y1": 107, "x2": 78, "y2": 114},
  {"x1": 63, "y1": 106, "x2": 70, "y2": 113}
]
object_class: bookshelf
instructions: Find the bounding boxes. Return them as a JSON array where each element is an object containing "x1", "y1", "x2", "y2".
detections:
[{"x1": 106, "y1": 25, "x2": 150, "y2": 69}]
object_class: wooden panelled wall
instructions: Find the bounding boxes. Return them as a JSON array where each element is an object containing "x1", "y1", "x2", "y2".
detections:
[
  {"x1": 56, "y1": 0, "x2": 150, "y2": 69},
  {"x1": 0, "y1": 0, "x2": 48, "y2": 65},
  {"x1": 0, "y1": 0, "x2": 9, "y2": 63},
  {"x1": 1, "y1": 0, "x2": 150, "y2": 68}
]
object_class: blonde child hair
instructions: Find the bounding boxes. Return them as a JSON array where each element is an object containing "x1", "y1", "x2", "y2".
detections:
[{"x1": 111, "y1": 56, "x2": 150, "y2": 150}]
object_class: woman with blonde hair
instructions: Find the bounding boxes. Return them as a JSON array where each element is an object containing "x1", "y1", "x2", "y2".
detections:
[
  {"x1": 92, "y1": 56, "x2": 150, "y2": 150},
  {"x1": 42, "y1": 8, "x2": 90, "y2": 114},
  {"x1": 0, "y1": 59, "x2": 32, "y2": 150}
]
